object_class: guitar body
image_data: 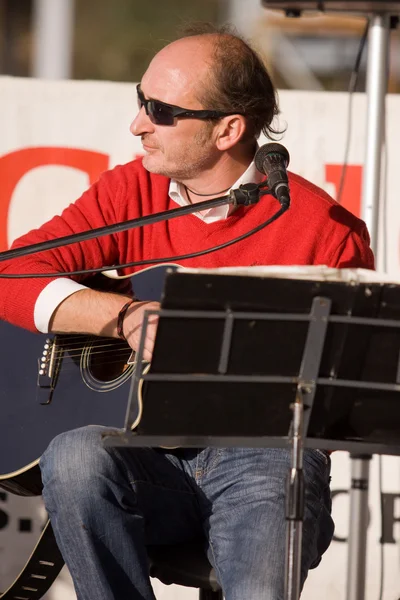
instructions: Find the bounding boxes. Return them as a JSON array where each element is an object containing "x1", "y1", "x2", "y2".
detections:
[{"x1": 0, "y1": 264, "x2": 177, "y2": 495}]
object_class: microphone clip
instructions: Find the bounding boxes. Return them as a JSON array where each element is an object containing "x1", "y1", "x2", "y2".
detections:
[{"x1": 230, "y1": 181, "x2": 272, "y2": 207}]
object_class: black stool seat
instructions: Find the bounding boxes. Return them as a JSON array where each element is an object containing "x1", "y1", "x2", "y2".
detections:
[{"x1": 147, "y1": 541, "x2": 221, "y2": 593}]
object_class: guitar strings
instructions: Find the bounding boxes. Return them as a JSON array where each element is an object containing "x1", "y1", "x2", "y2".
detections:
[
  {"x1": 49, "y1": 347, "x2": 134, "y2": 361},
  {"x1": 43, "y1": 338, "x2": 129, "y2": 352},
  {"x1": 39, "y1": 354, "x2": 144, "y2": 375},
  {"x1": 43, "y1": 350, "x2": 134, "y2": 362},
  {"x1": 37, "y1": 339, "x2": 149, "y2": 375},
  {"x1": 50, "y1": 340, "x2": 129, "y2": 352}
]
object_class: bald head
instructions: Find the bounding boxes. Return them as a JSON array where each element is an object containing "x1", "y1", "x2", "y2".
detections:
[{"x1": 143, "y1": 25, "x2": 281, "y2": 142}]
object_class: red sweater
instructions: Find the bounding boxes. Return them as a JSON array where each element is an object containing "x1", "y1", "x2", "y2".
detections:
[{"x1": 0, "y1": 158, "x2": 374, "y2": 332}]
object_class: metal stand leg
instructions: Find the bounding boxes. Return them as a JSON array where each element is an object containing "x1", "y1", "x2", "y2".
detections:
[
  {"x1": 284, "y1": 385, "x2": 305, "y2": 600},
  {"x1": 346, "y1": 454, "x2": 372, "y2": 600}
]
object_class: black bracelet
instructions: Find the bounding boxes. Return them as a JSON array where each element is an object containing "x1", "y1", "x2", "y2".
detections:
[{"x1": 117, "y1": 299, "x2": 136, "y2": 341}]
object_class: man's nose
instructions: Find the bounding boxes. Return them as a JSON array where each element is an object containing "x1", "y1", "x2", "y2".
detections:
[{"x1": 130, "y1": 106, "x2": 154, "y2": 136}]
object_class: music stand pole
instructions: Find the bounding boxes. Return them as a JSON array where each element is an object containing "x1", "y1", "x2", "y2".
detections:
[
  {"x1": 346, "y1": 13, "x2": 391, "y2": 600},
  {"x1": 284, "y1": 386, "x2": 305, "y2": 600}
]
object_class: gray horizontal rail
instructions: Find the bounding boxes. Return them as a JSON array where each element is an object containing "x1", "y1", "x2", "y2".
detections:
[
  {"x1": 142, "y1": 373, "x2": 400, "y2": 393},
  {"x1": 148, "y1": 308, "x2": 400, "y2": 329}
]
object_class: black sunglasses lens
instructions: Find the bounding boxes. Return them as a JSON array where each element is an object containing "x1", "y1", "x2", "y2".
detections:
[
  {"x1": 149, "y1": 101, "x2": 174, "y2": 125},
  {"x1": 137, "y1": 86, "x2": 175, "y2": 125}
]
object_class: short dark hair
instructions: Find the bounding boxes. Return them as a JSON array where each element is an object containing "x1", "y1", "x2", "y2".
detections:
[{"x1": 179, "y1": 23, "x2": 283, "y2": 141}]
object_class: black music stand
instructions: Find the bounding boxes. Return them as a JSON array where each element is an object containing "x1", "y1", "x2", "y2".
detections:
[{"x1": 103, "y1": 268, "x2": 400, "y2": 600}]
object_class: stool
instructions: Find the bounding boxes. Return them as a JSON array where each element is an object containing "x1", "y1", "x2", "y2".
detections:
[{"x1": 147, "y1": 541, "x2": 223, "y2": 599}]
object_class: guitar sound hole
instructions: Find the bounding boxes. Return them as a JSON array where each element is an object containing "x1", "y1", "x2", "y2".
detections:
[
  {"x1": 80, "y1": 338, "x2": 135, "y2": 391},
  {"x1": 89, "y1": 342, "x2": 132, "y2": 381}
]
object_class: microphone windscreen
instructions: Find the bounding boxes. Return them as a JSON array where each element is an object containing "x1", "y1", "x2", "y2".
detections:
[{"x1": 255, "y1": 143, "x2": 290, "y2": 173}]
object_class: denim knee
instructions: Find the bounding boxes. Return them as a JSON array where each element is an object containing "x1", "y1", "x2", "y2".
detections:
[{"x1": 39, "y1": 425, "x2": 115, "y2": 500}]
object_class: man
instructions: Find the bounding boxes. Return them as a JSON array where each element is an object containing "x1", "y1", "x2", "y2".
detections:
[{"x1": 0, "y1": 24, "x2": 373, "y2": 600}]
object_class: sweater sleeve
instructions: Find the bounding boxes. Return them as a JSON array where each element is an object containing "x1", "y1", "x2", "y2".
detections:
[
  {"x1": 0, "y1": 165, "x2": 128, "y2": 332},
  {"x1": 330, "y1": 221, "x2": 375, "y2": 270}
]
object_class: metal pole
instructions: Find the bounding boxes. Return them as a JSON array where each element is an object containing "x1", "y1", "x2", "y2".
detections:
[
  {"x1": 32, "y1": 0, "x2": 75, "y2": 79},
  {"x1": 346, "y1": 455, "x2": 372, "y2": 600},
  {"x1": 346, "y1": 13, "x2": 391, "y2": 600},
  {"x1": 360, "y1": 13, "x2": 391, "y2": 252},
  {"x1": 284, "y1": 387, "x2": 304, "y2": 600}
]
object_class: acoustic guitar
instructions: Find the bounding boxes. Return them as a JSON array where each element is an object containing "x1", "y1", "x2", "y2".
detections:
[{"x1": 0, "y1": 264, "x2": 177, "y2": 497}]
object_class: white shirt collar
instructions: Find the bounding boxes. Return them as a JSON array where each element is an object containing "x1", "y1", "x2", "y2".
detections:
[{"x1": 168, "y1": 157, "x2": 264, "y2": 224}]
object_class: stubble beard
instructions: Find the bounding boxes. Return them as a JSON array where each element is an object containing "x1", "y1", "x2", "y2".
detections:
[{"x1": 142, "y1": 126, "x2": 217, "y2": 181}]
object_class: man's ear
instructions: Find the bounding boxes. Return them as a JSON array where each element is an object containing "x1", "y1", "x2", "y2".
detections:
[{"x1": 214, "y1": 115, "x2": 247, "y2": 151}]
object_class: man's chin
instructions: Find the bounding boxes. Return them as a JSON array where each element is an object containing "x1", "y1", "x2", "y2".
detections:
[
  {"x1": 142, "y1": 155, "x2": 173, "y2": 177},
  {"x1": 142, "y1": 154, "x2": 163, "y2": 174}
]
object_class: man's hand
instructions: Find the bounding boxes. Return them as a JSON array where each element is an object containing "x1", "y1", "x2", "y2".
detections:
[
  {"x1": 50, "y1": 291, "x2": 161, "y2": 362},
  {"x1": 122, "y1": 301, "x2": 160, "y2": 362}
]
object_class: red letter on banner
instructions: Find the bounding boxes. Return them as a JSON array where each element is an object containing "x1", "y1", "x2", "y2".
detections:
[
  {"x1": 0, "y1": 147, "x2": 109, "y2": 250},
  {"x1": 325, "y1": 164, "x2": 363, "y2": 218}
]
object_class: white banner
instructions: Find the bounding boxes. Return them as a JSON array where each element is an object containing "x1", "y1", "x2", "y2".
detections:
[{"x1": 0, "y1": 76, "x2": 399, "y2": 600}]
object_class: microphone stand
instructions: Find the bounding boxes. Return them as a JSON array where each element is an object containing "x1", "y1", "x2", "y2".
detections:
[{"x1": 0, "y1": 182, "x2": 268, "y2": 262}]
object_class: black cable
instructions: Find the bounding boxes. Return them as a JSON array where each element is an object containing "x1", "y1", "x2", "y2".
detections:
[
  {"x1": 337, "y1": 18, "x2": 369, "y2": 205},
  {"x1": 0, "y1": 202, "x2": 288, "y2": 279}
]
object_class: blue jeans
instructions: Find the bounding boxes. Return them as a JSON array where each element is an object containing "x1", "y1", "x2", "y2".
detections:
[{"x1": 40, "y1": 426, "x2": 334, "y2": 600}]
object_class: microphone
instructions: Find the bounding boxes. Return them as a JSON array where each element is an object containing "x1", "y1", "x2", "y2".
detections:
[{"x1": 255, "y1": 143, "x2": 290, "y2": 207}]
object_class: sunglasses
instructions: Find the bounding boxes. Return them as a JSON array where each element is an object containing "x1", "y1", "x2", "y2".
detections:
[{"x1": 137, "y1": 84, "x2": 239, "y2": 126}]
